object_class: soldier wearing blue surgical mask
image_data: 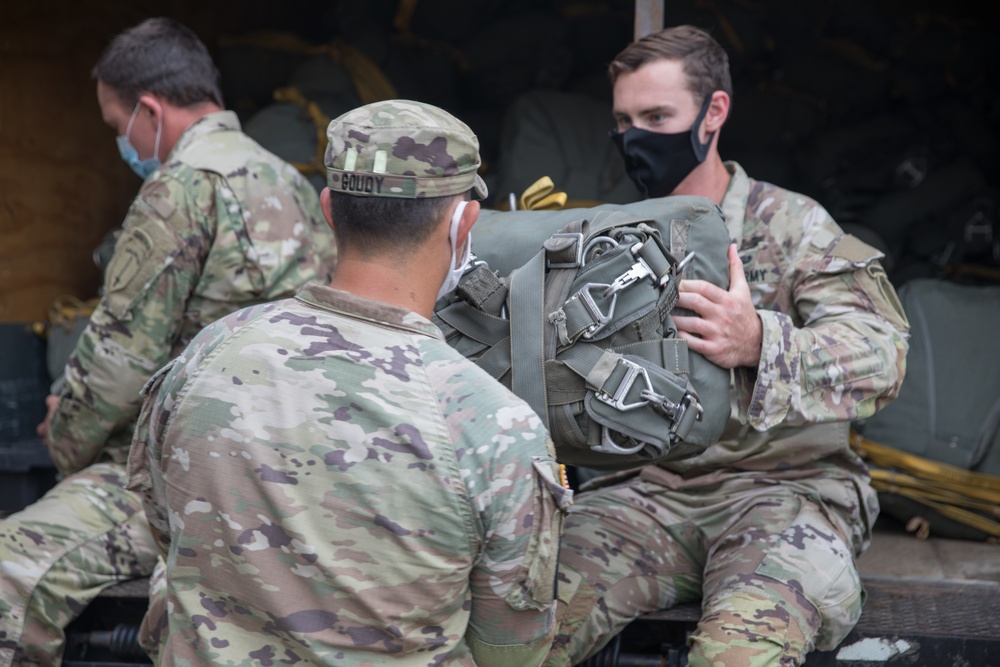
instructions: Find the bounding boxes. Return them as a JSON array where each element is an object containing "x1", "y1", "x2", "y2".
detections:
[
  {"x1": 0, "y1": 17, "x2": 337, "y2": 667},
  {"x1": 94, "y1": 36, "x2": 222, "y2": 181}
]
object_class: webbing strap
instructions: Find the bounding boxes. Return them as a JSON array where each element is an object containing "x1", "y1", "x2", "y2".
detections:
[
  {"x1": 435, "y1": 302, "x2": 510, "y2": 347},
  {"x1": 635, "y1": 237, "x2": 672, "y2": 283},
  {"x1": 435, "y1": 300, "x2": 513, "y2": 380},
  {"x1": 475, "y1": 336, "x2": 513, "y2": 380},
  {"x1": 560, "y1": 344, "x2": 691, "y2": 417},
  {"x1": 556, "y1": 285, "x2": 616, "y2": 344},
  {"x1": 601, "y1": 339, "x2": 690, "y2": 377},
  {"x1": 508, "y1": 251, "x2": 549, "y2": 427}
]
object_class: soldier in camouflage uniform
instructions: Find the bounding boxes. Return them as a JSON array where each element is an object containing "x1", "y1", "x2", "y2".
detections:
[
  {"x1": 0, "y1": 18, "x2": 336, "y2": 666},
  {"x1": 126, "y1": 99, "x2": 572, "y2": 666},
  {"x1": 544, "y1": 26, "x2": 910, "y2": 667}
]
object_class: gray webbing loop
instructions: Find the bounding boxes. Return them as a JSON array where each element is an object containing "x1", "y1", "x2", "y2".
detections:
[{"x1": 508, "y1": 251, "x2": 549, "y2": 427}]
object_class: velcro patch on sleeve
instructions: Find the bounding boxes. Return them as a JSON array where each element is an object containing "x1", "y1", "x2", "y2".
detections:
[{"x1": 829, "y1": 234, "x2": 879, "y2": 263}]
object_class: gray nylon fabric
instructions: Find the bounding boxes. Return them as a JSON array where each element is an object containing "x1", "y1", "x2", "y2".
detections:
[
  {"x1": 859, "y1": 278, "x2": 1000, "y2": 472},
  {"x1": 434, "y1": 195, "x2": 732, "y2": 469}
]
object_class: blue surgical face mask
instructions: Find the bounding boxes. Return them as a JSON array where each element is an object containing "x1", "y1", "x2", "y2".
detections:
[{"x1": 116, "y1": 101, "x2": 162, "y2": 179}]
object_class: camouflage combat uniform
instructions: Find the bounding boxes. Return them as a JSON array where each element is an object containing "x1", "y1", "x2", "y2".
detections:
[
  {"x1": 0, "y1": 111, "x2": 336, "y2": 666},
  {"x1": 126, "y1": 283, "x2": 572, "y2": 666},
  {"x1": 546, "y1": 162, "x2": 910, "y2": 667}
]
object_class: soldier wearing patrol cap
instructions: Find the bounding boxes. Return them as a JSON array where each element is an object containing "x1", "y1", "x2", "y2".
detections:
[{"x1": 127, "y1": 99, "x2": 572, "y2": 666}]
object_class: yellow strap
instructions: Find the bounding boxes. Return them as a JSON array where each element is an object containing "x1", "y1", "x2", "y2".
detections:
[
  {"x1": 869, "y1": 469, "x2": 1000, "y2": 509},
  {"x1": 48, "y1": 296, "x2": 99, "y2": 330},
  {"x1": 850, "y1": 431, "x2": 1000, "y2": 496},
  {"x1": 518, "y1": 176, "x2": 569, "y2": 211},
  {"x1": 34, "y1": 295, "x2": 100, "y2": 338},
  {"x1": 852, "y1": 430, "x2": 1000, "y2": 539},
  {"x1": 872, "y1": 480, "x2": 1000, "y2": 538},
  {"x1": 333, "y1": 41, "x2": 398, "y2": 104}
]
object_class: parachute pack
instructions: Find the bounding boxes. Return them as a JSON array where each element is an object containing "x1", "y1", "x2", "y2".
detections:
[
  {"x1": 852, "y1": 277, "x2": 1000, "y2": 540},
  {"x1": 433, "y1": 195, "x2": 733, "y2": 470}
]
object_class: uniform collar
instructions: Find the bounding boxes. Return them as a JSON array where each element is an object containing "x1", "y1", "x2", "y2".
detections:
[
  {"x1": 169, "y1": 110, "x2": 242, "y2": 159},
  {"x1": 294, "y1": 283, "x2": 445, "y2": 341}
]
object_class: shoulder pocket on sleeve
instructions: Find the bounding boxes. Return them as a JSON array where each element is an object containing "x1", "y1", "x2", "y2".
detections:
[{"x1": 505, "y1": 457, "x2": 573, "y2": 611}]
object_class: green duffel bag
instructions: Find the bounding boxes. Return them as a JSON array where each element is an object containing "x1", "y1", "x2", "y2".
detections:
[{"x1": 434, "y1": 195, "x2": 732, "y2": 470}]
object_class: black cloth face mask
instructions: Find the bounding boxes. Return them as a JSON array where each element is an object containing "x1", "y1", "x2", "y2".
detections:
[{"x1": 610, "y1": 96, "x2": 714, "y2": 198}]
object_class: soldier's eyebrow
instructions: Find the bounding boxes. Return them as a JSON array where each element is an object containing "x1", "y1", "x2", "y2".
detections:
[{"x1": 638, "y1": 104, "x2": 675, "y2": 117}]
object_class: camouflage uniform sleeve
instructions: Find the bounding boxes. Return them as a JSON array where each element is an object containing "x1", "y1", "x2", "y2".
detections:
[
  {"x1": 127, "y1": 312, "x2": 237, "y2": 556},
  {"x1": 46, "y1": 175, "x2": 212, "y2": 476},
  {"x1": 125, "y1": 359, "x2": 177, "y2": 557},
  {"x1": 444, "y1": 369, "x2": 573, "y2": 667},
  {"x1": 734, "y1": 218, "x2": 910, "y2": 431}
]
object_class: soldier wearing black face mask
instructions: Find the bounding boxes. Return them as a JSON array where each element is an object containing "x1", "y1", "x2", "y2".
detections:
[
  {"x1": 543, "y1": 25, "x2": 910, "y2": 667},
  {"x1": 610, "y1": 95, "x2": 714, "y2": 198}
]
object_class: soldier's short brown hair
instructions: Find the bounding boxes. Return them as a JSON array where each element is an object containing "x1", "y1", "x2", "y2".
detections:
[{"x1": 608, "y1": 25, "x2": 733, "y2": 103}]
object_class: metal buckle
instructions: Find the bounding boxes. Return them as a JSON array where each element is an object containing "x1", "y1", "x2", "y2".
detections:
[
  {"x1": 581, "y1": 235, "x2": 619, "y2": 265},
  {"x1": 576, "y1": 283, "x2": 617, "y2": 339},
  {"x1": 546, "y1": 232, "x2": 585, "y2": 269},
  {"x1": 591, "y1": 426, "x2": 647, "y2": 456},
  {"x1": 676, "y1": 251, "x2": 696, "y2": 274},
  {"x1": 604, "y1": 259, "x2": 653, "y2": 297},
  {"x1": 595, "y1": 357, "x2": 652, "y2": 411},
  {"x1": 640, "y1": 392, "x2": 705, "y2": 436}
]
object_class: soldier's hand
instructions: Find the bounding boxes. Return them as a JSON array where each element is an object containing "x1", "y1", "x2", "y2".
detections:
[
  {"x1": 673, "y1": 243, "x2": 763, "y2": 369},
  {"x1": 36, "y1": 394, "x2": 59, "y2": 440}
]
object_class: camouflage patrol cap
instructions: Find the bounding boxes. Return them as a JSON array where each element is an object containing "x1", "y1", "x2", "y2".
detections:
[{"x1": 325, "y1": 99, "x2": 488, "y2": 200}]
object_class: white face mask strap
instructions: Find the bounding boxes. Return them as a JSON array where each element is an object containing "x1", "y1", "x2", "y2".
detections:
[
  {"x1": 448, "y1": 200, "x2": 469, "y2": 269},
  {"x1": 124, "y1": 102, "x2": 142, "y2": 139},
  {"x1": 125, "y1": 100, "x2": 164, "y2": 160}
]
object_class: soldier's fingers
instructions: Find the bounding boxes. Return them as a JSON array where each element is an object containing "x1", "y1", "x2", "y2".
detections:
[
  {"x1": 678, "y1": 278, "x2": 726, "y2": 302},
  {"x1": 676, "y1": 289, "x2": 718, "y2": 316},
  {"x1": 673, "y1": 314, "x2": 710, "y2": 338},
  {"x1": 727, "y1": 244, "x2": 748, "y2": 292}
]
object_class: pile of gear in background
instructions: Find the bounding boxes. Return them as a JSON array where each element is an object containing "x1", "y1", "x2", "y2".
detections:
[{"x1": 217, "y1": 0, "x2": 998, "y2": 287}]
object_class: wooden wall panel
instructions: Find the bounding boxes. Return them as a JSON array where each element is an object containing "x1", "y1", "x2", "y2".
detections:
[{"x1": 0, "y1": 3, "x2": 140, "y2": 323}]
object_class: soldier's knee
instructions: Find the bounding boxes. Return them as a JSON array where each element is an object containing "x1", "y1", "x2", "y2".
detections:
[{"x1": 689, "y1": 586, "x2": 816, "y2": 667}]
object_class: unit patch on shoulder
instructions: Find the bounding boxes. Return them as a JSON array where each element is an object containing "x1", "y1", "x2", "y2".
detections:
[{"x1": 106, "y1": 227, "x2": 155, "y2": 294}]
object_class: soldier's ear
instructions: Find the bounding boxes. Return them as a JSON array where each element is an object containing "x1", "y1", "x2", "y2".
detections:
[
  {"x1": 456, "y1": 199, "x2": 479, "y2": 249},
  {"x1": 320, "y1": 188, "x2": 335, "y2": 231},
  {"x1": 703, "y1": 90, "x2": 730, "y2": 135}
]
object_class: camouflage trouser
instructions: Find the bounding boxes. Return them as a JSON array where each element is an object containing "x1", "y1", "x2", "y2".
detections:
[
  {"x1": 0, "y1": 462, "x2": 159, "y2": 666},
  {"x1": 544, "y1": 473, "x2": 865, "y2": 667}
]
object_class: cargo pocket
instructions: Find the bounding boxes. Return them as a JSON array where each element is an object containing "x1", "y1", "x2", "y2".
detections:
[
  {"x1": 751, "y1": 495, "x2": 864, "y2": 650},
  {"x1": 505, "y1": 457, "x2": 574, "y2": 611}
]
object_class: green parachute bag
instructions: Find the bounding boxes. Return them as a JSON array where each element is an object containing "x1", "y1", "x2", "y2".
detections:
[{"x1": 433, "y1": 195, "x2": 732, "y2": 470}]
